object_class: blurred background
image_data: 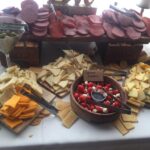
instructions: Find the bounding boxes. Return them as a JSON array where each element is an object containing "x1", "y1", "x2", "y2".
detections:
[{"x1": 0, "y1": 0, "x2": 149, "y2": 16}]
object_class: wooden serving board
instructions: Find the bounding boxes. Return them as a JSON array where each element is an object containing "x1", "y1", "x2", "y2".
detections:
[
  {"x1": 0, "y1": 88, "x2": 56, "y2": 134},
  {"x1": 38, "y1": 80, "x2": 70, "y2": 98}
]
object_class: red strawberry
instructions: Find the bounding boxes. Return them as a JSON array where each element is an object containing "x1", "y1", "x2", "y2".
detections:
[
  {"x1": 95, "y1": 105, "x2": 103, "y2": 113},
  {"x1": 87, "y1": 87, "x2": 92, "y2": 94},
  {"x1": 73, "y1": 92, "x2": 80, "y2": 99},
  {"x1": 77, "y1": 84, "x2": 85, "y2": 93},
  {"x1": 87, "y1": 82, "x2": 94, "y2": 88}
]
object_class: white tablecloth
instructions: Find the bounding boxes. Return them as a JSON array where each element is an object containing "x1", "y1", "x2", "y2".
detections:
[{"x1": 0, "y1": 104, "x2": 150, "y2": 150}]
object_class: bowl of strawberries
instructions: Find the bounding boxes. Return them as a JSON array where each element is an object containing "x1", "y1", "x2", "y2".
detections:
[{"x1": 70, "y1": 75, "x2": 130, "y2": 123}]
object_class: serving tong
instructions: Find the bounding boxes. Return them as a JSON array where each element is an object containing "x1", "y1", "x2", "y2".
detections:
[
  {"x1": 91, "y1": 87, "x2": 131, "y2": 114},
  {"x1": 18, "y1": 85, "x2": 58, "y2": 115}
]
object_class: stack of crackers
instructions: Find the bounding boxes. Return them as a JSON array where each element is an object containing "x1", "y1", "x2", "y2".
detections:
[
  {"x1": 38, "y1": 50, "x2": 95, "y2": 97},
  {"x1": 54, "y1": 98, "x2": 78, "y2": 128}
]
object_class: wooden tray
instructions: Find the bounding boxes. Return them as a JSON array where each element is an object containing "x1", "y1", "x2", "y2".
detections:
[
  {"x1": 0, "y1": 88, "x2": 55, "y2": 134},
  {"x1": 38, "y1": 80, "x2": 70, "y2": 98}
]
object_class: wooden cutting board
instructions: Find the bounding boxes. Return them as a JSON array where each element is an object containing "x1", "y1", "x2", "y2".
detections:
[{"x1": 0, "y1": 88, "x2": 56, "y2": 134}]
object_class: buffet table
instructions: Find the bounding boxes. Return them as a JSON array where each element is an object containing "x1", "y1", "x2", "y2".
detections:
[{"x1": 0, "y1": 93, "x2": 150, "y2": 150}]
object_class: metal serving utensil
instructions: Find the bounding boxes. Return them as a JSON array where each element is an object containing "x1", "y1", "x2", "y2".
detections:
[
  {"x1": 91, "y1": 88, "x2": 131, "y2": 114},
  {"x1": 19, "y1": 86, "x2": 58, "y2": 115}
]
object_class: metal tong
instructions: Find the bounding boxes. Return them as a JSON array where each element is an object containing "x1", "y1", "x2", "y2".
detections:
[
  {"x1": 19, "y1": 86, "x2": 58, "y2": 115},
  {"x1": 91, "y1": 87, "x2": 131, "y2": 114}
]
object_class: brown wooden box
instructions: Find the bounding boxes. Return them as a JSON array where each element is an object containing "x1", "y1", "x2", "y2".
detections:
[
  {"x1": 10, "y1": 42, "x2": 40, "y2": 66},
  {"x1": 98, "y1": 43, "x2": 143, "y2": 65}
]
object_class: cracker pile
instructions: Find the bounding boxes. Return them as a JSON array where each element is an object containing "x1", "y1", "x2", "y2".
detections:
[
  {"x1": 54, "y1": 98, "x2": 78, "y2": 128},
  {"x1": 114, "y1": 113, "x2": 138, "y2": 135},
  {"x1": 38, "y1": 50, "x2": 94, "y2": 96},
  {"x1": 0, "y1": 65, "x2": 43, "y2": 96},
  {"x1": 0, "y1": 94, "x2": 39, "y2": 128},
  {"x1": 124, "y1": 62, "x2": 150, "y2": 105}
]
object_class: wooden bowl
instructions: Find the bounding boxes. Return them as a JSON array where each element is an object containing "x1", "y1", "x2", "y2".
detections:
[{"x1": 70, "y1": 76, "x2": 127, "y2": 123}]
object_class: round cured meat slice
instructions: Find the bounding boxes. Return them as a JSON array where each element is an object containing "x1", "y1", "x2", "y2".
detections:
[
  {"x1": 88, "y1": 15, "x2": 101, "y2": 24},
  {"x1": 64, "y1": 27, "x2": 76, "y2": 36},
  {"x1": 34, "y1": 21, "x2": 49, "y2": 28},
  {"x1": 88, "y1": 24, "x2": 105, "y2": 37},
  {"x1": 37, "y1": 18, "x2": 48, "y2": 23},
  {"x1": 112, "y1": 26, "x2": 125, "y2": 38},
  {"x1": 126, "y1": 27, "x2": 141, "y2": 40},
  {"x1": 132, "y1": 19, "x2": 145, "y2": 29},
  {"x1": 103, "y1": 22, "x2": 115, "y2": 39},
  {"x1": 117, "y1": 13, "x2": 133, "y2": 27},
  {"x1": 102, "y1": 10, "x2": 118, "y2": 24},
  {"x1": 134, "y1": 27, "x2": 146, "y2": 33},
  {"x1": 32, "y1": 29, "x2": 47, "y2": 37},
  {"x1": 38, "y1": 12, "x2": 50, "y2": 19},
  {"x1": 20, "y1": 5, "x2": 38, "y2": 23},
  {"x1": 32, "y1": 26, "x2": 47, "y2": 32},
  {"x1": 143, "y1": 17, "x2": 150, "y2": 36},
  {"x1": 76, "y1": 27, "x2": 88, "y2": 35}
]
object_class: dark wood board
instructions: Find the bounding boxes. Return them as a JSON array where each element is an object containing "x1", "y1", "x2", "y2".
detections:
[{"x1": 21, "y1": 34, "x2": 150, "y2": 44}]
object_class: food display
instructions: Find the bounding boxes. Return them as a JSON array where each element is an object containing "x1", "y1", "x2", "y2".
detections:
[
  {"x1": 0, "y1": 94, "x2": 39, "y2": 128},
  {"x1": 73, "y1": 80, "x2": 121, "y2": 114},
  {"x1": 38, "y1": 50, "x2": 95, "y2": 97},
  {"x1": 124, "y1": 62, "x2": 150, "y2": 105},
  {"x1": 70, "y1": 75, "x2": 129, "y2": 123},
  {"x1": 0, "y1": 65, "x2": 43, "y2": 96},
  {"x1": 102, "y1": 9, "x2": 146, "y2": 40},
  {"x1": 0, "y1": 0, "x2": 150, "y2": 139}
]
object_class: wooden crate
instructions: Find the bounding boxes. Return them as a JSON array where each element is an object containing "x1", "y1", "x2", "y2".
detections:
[
  {"x1": 10, "y1": 41, "x2": 40, "y2": 67},
  {"x1": 97, "y1": 43, "x2": 143, "y2": 65}
]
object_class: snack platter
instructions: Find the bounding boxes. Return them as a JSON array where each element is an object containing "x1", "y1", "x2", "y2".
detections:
[{"x1": 0, "y1": 0, "x2": 150, "y2": 149}]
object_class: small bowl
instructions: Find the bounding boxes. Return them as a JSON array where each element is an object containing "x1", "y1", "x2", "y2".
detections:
[{"x1": 70, "y1": 75, "x2": 127, "y2": 123}]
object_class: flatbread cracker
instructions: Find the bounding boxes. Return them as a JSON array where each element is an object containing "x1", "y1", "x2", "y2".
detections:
[
  {"x1": 62, "y1": 110, "x2": 78, "y2": 128},
  {"x1": 57, "y1": 107, "x2": 71, "y2": 120},
  {"x1": 121, "y1": 114, "x2": 138, "y2": 122},
  {"x1": 55, "y1": 99, "x2": 70, "y2": 111},
  {"x1": 113, "y1": 119, "x2": 129, "y2": 135}
]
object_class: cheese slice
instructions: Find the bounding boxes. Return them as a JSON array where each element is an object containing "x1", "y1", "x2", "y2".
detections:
[{"x1": 5, "y1": 95, "x2": 20, "y2": 108}]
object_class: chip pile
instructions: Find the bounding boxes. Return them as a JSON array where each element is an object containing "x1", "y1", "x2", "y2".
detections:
[
  {"x1": 38, "y1": 50, "x2": 95, "y2": 97},
  {"x1": 124, "y1": 62, "x2": 150, "y2": 104},
  {"x1": 0, "y1": 65, "x2": 43, "y2": 96}
]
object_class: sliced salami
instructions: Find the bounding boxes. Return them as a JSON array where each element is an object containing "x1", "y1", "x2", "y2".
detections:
[
  {"x1": 62, "y1": 15, "x2": 76, "y2": 28},
  {"x1": 132, "y1": 19, "x2": 145, "y2": 29},
  {"x1": 74, "y1": 15, "x2": 89, "y2": 35},
  {"x1": 38, "y1": 12, "x2": 50, "y2": 19},
  {"x1": 32, "y1": 26, "x2": 47, "y2": 32},
  {"x1": 34, "y1": 21, "x2": 49, "y2": 28},
  {"x1": 112, "y1": 26, "x2": 125, "y2": 38},
  {"x1": 143, "y1": 17, "x2": 150, "y2": 36},
  {"x1": 88, "y1": 24, "x2": 105, "y2": 37},
  {"x1": 32, "y1": 29, "x2": 47, "y2": 37},
  {"x1": 126, "y1": 27, "x2": 141, "y2": 40},
  {"x1": 117, "y1": 13, "x2": 133, "y2": 27},
  {"x1": 88, "y1": 15, "x2": 102, "y2": 24},
  {"x1": 64, "y1": 27, "x2": 76, "y2": 36},
  {"x1": 103, "y1": 22, "x2": 115, "y2": 39}
]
